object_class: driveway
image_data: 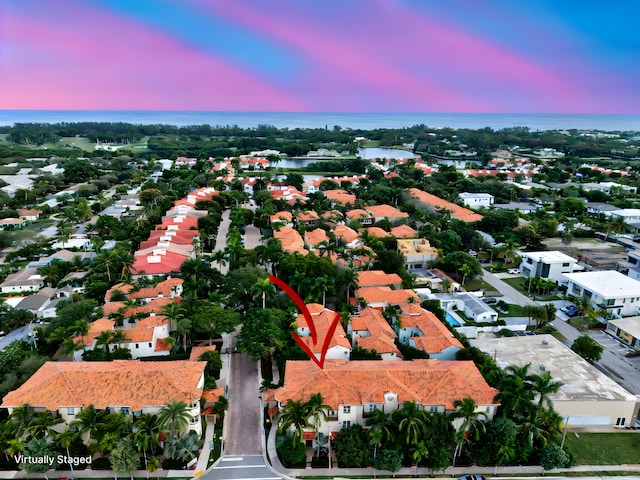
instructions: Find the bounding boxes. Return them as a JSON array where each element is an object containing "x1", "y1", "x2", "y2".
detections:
[
  {"x1": 224, "y1": 353, "x2": 261, "y2": 455},
  {"x1": 212, "y1": 210, "x2": 231, "y2": 274}
]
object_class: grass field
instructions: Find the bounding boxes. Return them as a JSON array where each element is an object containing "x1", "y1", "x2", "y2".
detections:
[
  {"x1": 564, "y1": 432, "x2": 640, "y2": 465},
  {"x1": 57, "y1": 136, "x2": 96, "y2": 152}
]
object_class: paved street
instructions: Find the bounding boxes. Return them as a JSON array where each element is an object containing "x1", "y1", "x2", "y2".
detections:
[{"x1": 212, "y1": 209, "x2": 231, "y2": 274}]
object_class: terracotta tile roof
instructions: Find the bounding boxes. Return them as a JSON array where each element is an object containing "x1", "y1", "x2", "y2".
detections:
[
  {"x1": 202, "y1": 388, "x2": 225, "y2": 404},
  {"x1": 274, "y1": 226, "x2": 308, "y2": 255},
  {"x1": 399, "y1": 305, "x2": 463, "y2": 354},
  {"x1": 270, "y1": 211, "x2": 293, "y2": 223},
  {"x1": 122, "y1": 315, "x2": 168, "y2": 342},
  {"x1": 296, "y1": 210, "x2": 319, "y2": 222},
  {"x1": 305, "y1": 228, "x2": 330, "y2": 247},
  {"x1": 345, "y1": 209, "x2": 371, "y2": 220},
  {"x1": 294, "y1": 305, "x2": 351, "y2": 353},
  {"x1": 366, "y1": 204, "x2": 409, "y2": 220},
  {"x1": 270, "y1": 359, "x2": 499, "y2": 410},
  {"x1": 390, "y1": 225, "x2": 418, "y2": 238},
  {"x1": 105, "y1": 283, "x2": 134, "y2": 302},
  {"x1": 357, "y1": 270, "x2": 402, "y2": 289},
  {"x1": 356, "y1": 287, "x2": 420, "y2": 305},
  {"x1": 128, "y1": 278, "x2": 184, "y2": 300},
  {"x1": 333, "y1": 225, "x2": 359, "y2": 244},
  {"x1": 125, "y1": 297, "x2": 174, "y2": 316},
  {"x1": 408, "y1": 188, "x2": 483, "y2": 223},
  {"x1": 76, "y1": 318, "x2": 116, "y2": 347},
  {"x1": 357, "y1": 335, "x2": 400, "y2": 355},
  {"x1": 360, "y1": 227, "x2": 389, "y2": 238},
  {"x1": 1, "y1": 360, "x2": 206, "y2": 411},
  {"x1": 351, "y1": 308, "x2": 399, "y2": 356},
  {"x1": 156, "y1": 338, "x2": 173, "y2": 352},
  {"x1": 149, "y1": 230, "x2": 199, "y2": 244},
  {"x1": 131, "y1": 251, "x2": 187, "y2": 276},
  {"x1": 323, "y1": 189, "x2": 356, "y2": 205},
  {"x1": 189, "y1": 345, "x2": 217, "y2": 361}
]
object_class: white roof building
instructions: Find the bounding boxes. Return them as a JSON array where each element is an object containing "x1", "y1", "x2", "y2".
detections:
[
  {"x1": 458, "y1": 192, "x2": 494, "y2": 209},
  {"x1": 472, "y1": 334, "x2": 638, "y2": 427},
  {"x1": 519, "y1": 250, "x2": 582, "y2": 282},
  {"x1": 562, "y1": 271, "x2": 640, "y2": 318}
]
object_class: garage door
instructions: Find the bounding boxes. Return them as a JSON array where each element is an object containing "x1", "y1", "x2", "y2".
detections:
[{"x1": 567, "y1": 416, "x2": 610, "y2": 426}]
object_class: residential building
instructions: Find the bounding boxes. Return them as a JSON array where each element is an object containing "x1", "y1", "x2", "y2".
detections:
[
  {"x1": 407, "y1": 188, "x2": 483, "y2": 222},
  {"x1": 458, "y1": 192, "x2": 494, "y2": 208},
  {"x1": 355, "y1": 287, "x2": 420, "y2": 310},
  {"x1": 619, "y1": 250, "x2": 640, "y2": 281},
  {"x1": 323, "y1": 189, "x2": 356, "y2": 207},
  {"x1": 491, "y1": 202, "x2": 540, "y2": 215},
  {"x1": 345, "y1": 209, "x2": 373, "y2": 225},
  {"x1": 519, "y1": 251, "x2": 582, "y2": 282},
  {"x1": 365, "y1": 204, "x2": 409, "y2": 224},
  {"x1": 17, "y1": 208, "x2": 41, "y2": 221},
  {"x1": 397, "y1": 238, "x2": 438, "y2": 270},
  {"x1": 356, "y1": 270, "x2": 402, "y2": 289},
  {"x1": 274, "y1": 226, "x2": 308, "y2": 255},
  {"x1": 14, "y1": 293, "x2": 61, "y2": 319},
  {"x1": 349, "y1": 308, "x2": 401, "y2": 360},
  {"x1": 268, "y1": 359, "x2": 499, "y2": 437},
  {"x1": 1, "y1": 360, "x2": 207, "y2": 435},
  {"x1": 294, "y1": 304, "x2": 351, "y2": 361},
  {"x1": 562, "y1": 271, "x2": 640, "y2": 318},
  {"x1": 390, "y1": 224, "x2": 418, "y2": 239},
  {"x1": 606, "y1": 317, "x2": 640, "y2": 351},
  {"x1": 472, "y1": 334, "x2": 639, "y2": 427},
  {"x1": 430, "y1": 293, "x2": 498, "y2": 323},
  {"x1": 0, "y1": 268, "x2": 45, "y2": 293},
  {"x1": 296, "y1": 210, "x2": 320, "y2": 226},
  {"x1": 333, "y1": 225, "x2": 362, "y2": 248},
  {"x1": 582, "y1": 182, "x2": 637, "y2": 194},
  {"x1": 610, "y1": 209, "x2": 640, "y2": 223},
  {"x1": 0, "y1": 218, "x2": 26, "y2": 230},
  {"x1": 397, "y1": 304, "x2": 464, "y2": 360},
  {"x1": 304, "y1": 228, "x2": 330, "y2": 249},
  {"x1": 270, "y1": 211, "x2": 293, "y2": 227}
]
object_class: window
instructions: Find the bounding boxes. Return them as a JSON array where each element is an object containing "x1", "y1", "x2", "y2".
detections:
[
  {"x1": 616, "y1": 417, "x2": 626, "y2": 426},
  {"x1": 429, "y1": 406, "x2": 438, "y2": 412},
  {"x1": 584, "y1": 290, "x2": 593, "y2": 299},
  {"x1": 148, "y1": 343, "x2": 152, "y2": 348},
  {"x1": 526, "y1": 258, "x2": 533, "y2": 264},
  {"x1": 135, "y1": 343, "x2": 139, "y2": 349},
  {"x1": 121, "y1": 407, "x2": 130, "y2": 415},
  {"x1": 604, "y1": 299, "x2": 615, "y2": 306},
  {"x1": 343, "y1": 406, "x2": 351, "y2": 414},
  {"x1": 342, "y1": 421, "x2": 351, "y2": 428},
  {"x1": 562, "y1": 262, "x2": 570, "y2": 267},
  {"x1": 67, "y1": 407, "x2": 76, "y2": 415}
]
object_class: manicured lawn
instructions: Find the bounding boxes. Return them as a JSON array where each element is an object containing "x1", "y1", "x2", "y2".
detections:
[
  {"x1": 500, "y1": 304, "x2": 525, "y2": 317},
  {"x1": 463, "y1": 278, "x2": 497, "y2": 293},
  {"x1": 564, "y1": 432, "x2": 640, "y2": 465}
]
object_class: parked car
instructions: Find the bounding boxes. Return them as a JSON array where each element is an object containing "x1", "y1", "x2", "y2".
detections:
[
  {"x1": 482, "y1": 297, "x2": 497, "y2": 305},
  {"x1": 460, "y1": 476, "x2": 487, "y2": 480},
  {"x1": 507, "y1": 268, "x2": 520, "y2": 275},
  {"x1": 561, "y1": 304, "x2": 580, "y2": 317}
]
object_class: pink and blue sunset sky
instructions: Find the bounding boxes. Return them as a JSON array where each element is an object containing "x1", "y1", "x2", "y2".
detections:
[{"x1": 1, "y1": 0, "x2": 638, "y2": 113}]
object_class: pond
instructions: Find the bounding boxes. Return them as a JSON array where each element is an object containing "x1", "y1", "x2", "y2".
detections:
[{"x1": 357, "y1": 147, "x2": 419, "y2": 159}]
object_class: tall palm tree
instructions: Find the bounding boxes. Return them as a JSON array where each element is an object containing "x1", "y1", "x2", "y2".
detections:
[
  {"x1": 157, "y1": 401, "x2": 191, "y2": 438},
  {"x1": 251, "y1": 277, "x2": 275, "y2": 309},
  {"x1": 450, "y1": 397, "x2": 487, "y2": 465},
  {"x1": 313, "y1": 276, "x2": 331, "y2": 307},
  {"x1": 495, "y1": 364, "x2": 536, "y2": 419},
  {"x1": 70, "y1": 405, "x2": 107, "y2": 445},
  {"x1": 26, "y1": 410, "x2": 64, "y2": 440},
  {"x1": 133, "y1": 414, "x2": 160, "y2": 466},
  {"x1": 497, "y1": 240, "x2": 521, "y2": 266},
  {"x1": 306, "y1": 393, "x2": 331, "y2": 457},
  {"x1": 366, "y1": 408, "x2": 395, "y2": 444},
  {"x1": 277, "y1": 399, "x2": 309, "y2": 446},
  {"x1": 162, "y1": 301, "x2": 185, "y2": 333},
  {"x1": 392, "y1": 401, "x2": 428, "y2": 446},
  {"x1": 60, "y1": 337, "x2": 84, "y2": 360},
  {"x1": 176, "y1": 318, "x2": 193, "y2": 352},
  {"x1": 530, "y1": 371, "x2": 563, "y2": 413},
  {"x1": 341, "y1": 268, "x2": 359, "y2": 303},
  {"x1": 55, "y1": 428, "x2": 78, "y2": 471},
  {"x1": 9, "y1": 404, "x2": 35, "y2": 439}
]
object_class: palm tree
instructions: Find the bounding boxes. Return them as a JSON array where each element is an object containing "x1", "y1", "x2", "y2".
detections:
[
  {"x1": 9, "y1": 404, "x2": 35, "y2": 439},
  {"x1": 306, "y1": 393, "x2": 331, "y2": 457},
  {"x1": 60, "y1": 337, "x2": 84, "y2": 360},
  {"x1": 212, "y1": 249, "x2": 228, "y2": 270},
  {"x1": 251, "y1": 277, "x2": 275, "y2": 309},
  {"x1": 411, "y1": 440, "x2": 429, "y2": 468},
  {"x1": 497, "y1": 241, "x2": 521, "y2": 266},
  {"x1": 26, "y1": 410, "x2": 64, "y2": 440},
  {"x1": 495, "y1": 364, "x2": 536, "y2": 419},
  {"x1": 450, "y1": 397, "x2": 487, "y2": 466},
  {"x1": 341, "y1": 268, "x2": 359, "y2": 303},
  {"x1": 133, "y1": 414, "x2": 160, "y2": 465},
  {"x1": 70, "y1": 405, "x2": 107, "y2": 445},
  {"x1": 162, "y1": 301, "x2": 185, "y2": 333},
  {"x1": 366, "y1": 408, "x2": 395, "y2": 444},
  {"x1": 176, "y1": 318, "x2": 193, "y2": 352},
  {"x1": 157, "y1": 401, "x2": 191, "y2": 438},
  {"x1": 530, "y1": 371, "x2": 563, "y2": 413},
  {"x1": 55, "y1": 428, "x2": 78, "y2": 471},
  {"x1": 277, "y1": 399, "x2": 309, "y2": 446},
  {"x1": 313, "y1": 276, "x2": 331, "y2": 307},
  {"x1": 459, "y1": 264, "x2": 472, "y2": 285},
  {"x1": 392, "y1": 401, "x2": 428, "y2": 446}
]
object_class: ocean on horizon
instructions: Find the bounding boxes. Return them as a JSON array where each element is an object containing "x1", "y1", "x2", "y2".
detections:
[{"x1": 1, "y1": 111, "x2": 640, "y2": 132}]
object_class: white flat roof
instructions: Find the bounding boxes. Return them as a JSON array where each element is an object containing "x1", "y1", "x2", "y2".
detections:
[
  {"x1": 608, "y1": 317, "x2": 640, "y2": 340},
  {"x1": 562, "y1": 270, "x2": 640, "y2": 298},
  {"x1": 522, "y1": 250, "x2": 576, "y2": 263},
  {"x1": 472, "y1": 334, "x2": 636, "y2": 403},
  {"x1": 612, "y1": 209, "x2": 640, "y2": 217},
  {"x1": 459, "y1": 192, "x2": 493, "y2": 198}
]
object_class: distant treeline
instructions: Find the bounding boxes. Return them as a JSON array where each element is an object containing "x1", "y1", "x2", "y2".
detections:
[{"x1": 0, "y1": 121, "x2": 637, "y2": 159}]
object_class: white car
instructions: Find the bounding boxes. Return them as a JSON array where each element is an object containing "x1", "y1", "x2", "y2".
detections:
[{"x1": 507, "y1": 268, "x2": 520, "y2": 275}]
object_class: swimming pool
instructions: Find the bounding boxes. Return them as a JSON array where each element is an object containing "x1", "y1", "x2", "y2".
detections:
[{"x1": 445, "y1": 311, "x2": 461, "y2": 327}]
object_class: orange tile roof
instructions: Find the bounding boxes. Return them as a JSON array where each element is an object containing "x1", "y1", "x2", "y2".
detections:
[
  {"x1": 399, "y1": 305, "x2": 463, "y2": 354},
  {"x1": 122, "y1": 315, "x2": 168, "y2": 342},
  {"x1": 296, "y1": 210, "x2": 320, "y2": 222},
  {"x1": 128, "y1": 278, "x2": 184, "y2": 300},
  {"x1": 323, "y1": 189, "x2": 356, "y2": 205},
  {"x1": 351, "y1": 308, "x2": 400, "y2": 356},
  {"x1": 202, "y1": 388, "x2": 225, "y2": 404},
  {"x1": 361, "y1": 227, "x2": 389, "y2": 238},
  {"x1": 189, "y1": 345, "x2": 217, "y2": 361},
  {"x1": 366, "y1": 204, "x2": 409, "y2": 220},
  {"x1": 345, "y1": 209, "x2": 371, "y2": 220},
  {"x1": 305, "y1": 228, "x2": 330, "y2": 247},
  {"x1": 156, "y1": 338, "x2": 173, "y2": 352},
  {"x1": 76, "y1": 318, "x2": 115, "y2": 346},
  {"x1": 408, "y1": 188, "x2": 483, "y2": 222},
  {"x1": 274, "y1": 226, "x2": 308, "y2": 255},
  {"x1": 104, "y1": 283, "x2": 134, "y2": 302},
  {"x1": 356, "y1": 287, "x2": 420, "y2": 305},
  {"x1": 333, "y1": 225, "x2": 359, "y2": 244},
  {"x1": 270, "y1": 211, "x2": 293, "y2": 223},
  {"x1": 1, "y1": 361, "x2": 206, "y2": 411},
  {"x1": 294, "y1": 305, "x2": 351, "y2": 353},
  {"x1": 390, "y1": 225, "x2": 418, "y2": 238},
  {"x1": 270, "y1": 360, "x2": 499, "y2": 410},
  {"x1": 357, "y1": 270, "x2": 402, "y2": 289}
]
